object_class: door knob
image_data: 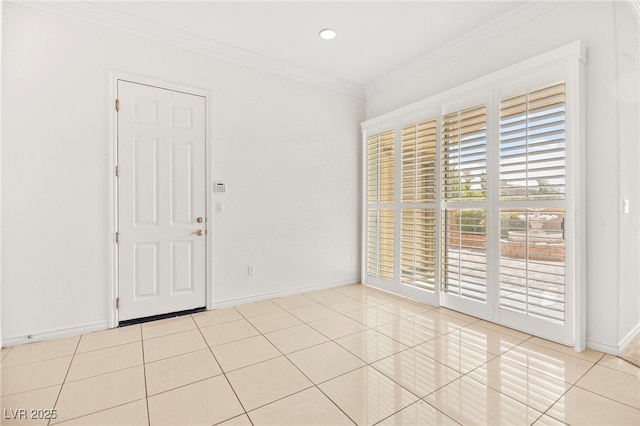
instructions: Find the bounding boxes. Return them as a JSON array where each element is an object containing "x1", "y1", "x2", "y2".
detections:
[
  {"x1": 196, "y1": 217, "x2": 203, "y2": 223},
  {"x1": 191, "y1": 229, "x2": 204, "y2": 236}
]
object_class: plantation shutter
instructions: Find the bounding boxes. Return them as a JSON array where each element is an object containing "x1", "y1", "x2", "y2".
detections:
[
  {"x1": 363, "y1": 43, "x2": 583, "y2": 345},
  {"x1": 401, "y1": 119, "x2": 437, "y2": 291},
  {"x1": 442, "y1": 106, "x2": 487, "y2": 202},
  {"x1": 498, "y1": 82, "x2": 566, "y2": 323},
  {"x1": 368, "y1": 131, "x2": 395, "y2": 204},
  {"x1": 401, "y1": 209, "x2": 436, "y2": 290},
  {"x1": 367, "y1": 131, "x2": 395, "y2": 281},
  {"x1": 441, "y1": 105, "x2": 488, "y2": 301},
  {"x1": 367, "y1": 209, "x2": 394, "y2": 280},
  {"x1": 401, "y1": 119, "x2": 437, "y2": 203},
  {"x1": 500, "y1": 82, "x2": 566, "y2": 200}
]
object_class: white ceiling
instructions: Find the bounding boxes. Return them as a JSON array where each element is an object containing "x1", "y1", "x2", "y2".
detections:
[
  {"x1": 32, "y1": 1, "x2": 564, "y2": 95},
  {"x1": 98, "y1": 1, "x2": 530, "y2": 86}
]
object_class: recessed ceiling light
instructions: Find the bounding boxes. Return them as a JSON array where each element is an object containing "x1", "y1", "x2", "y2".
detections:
[{"x1": 319, "y1": 28, "x2": 337, "y2": 40}]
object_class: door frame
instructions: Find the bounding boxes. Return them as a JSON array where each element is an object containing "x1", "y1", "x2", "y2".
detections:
[{"x1": 108, "y1": 71, "x2": 212, "y2": 328}]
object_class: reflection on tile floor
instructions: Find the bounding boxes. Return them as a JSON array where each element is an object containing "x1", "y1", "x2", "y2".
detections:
[{"x1": 2, "y1": 283, "x2": 639, "y2": 425}]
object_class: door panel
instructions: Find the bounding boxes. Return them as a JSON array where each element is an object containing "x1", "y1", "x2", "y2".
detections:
[
  {"x1": 118, "y1": 81, "x2": 206, "y2": 321},
  {"x1": 134, "y1": 243, "x2": 159, "y2": 298},
  {"x1": 171, "y1": 241, "x2": 194, "y2": 293},
  {"x1": 171, "y1": 141, "x2": 194, "y2": 225}
]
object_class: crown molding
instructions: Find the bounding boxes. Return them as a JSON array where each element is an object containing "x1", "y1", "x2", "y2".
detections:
[
  {"x1": 362, "y1": 40, "x2": 585, "y2": 129},
  {"x1": 22, "y1": 1, "x2": 366, "y2": 98},
  {"x1": 365, "y1": 1, "x2": 568, "y2": 98}
]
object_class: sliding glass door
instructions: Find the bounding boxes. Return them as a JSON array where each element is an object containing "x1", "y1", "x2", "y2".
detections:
[
  {"x1": 496, "y1": 82, "x2": 570, "y2": 342},
  {"x1": 362, "y1": 44, "x2": 584, "y2": 345},
  {"x1": 399, "y1": 118, "x2": 438, "y2": 304},
  {"x1": 439, "y1": 104, "x2": 490, "y2": 318}
]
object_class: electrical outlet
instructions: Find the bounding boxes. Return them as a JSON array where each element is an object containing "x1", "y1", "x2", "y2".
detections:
[{"x1": 248, "y1": 265, "x2": 255, "y2": 276}]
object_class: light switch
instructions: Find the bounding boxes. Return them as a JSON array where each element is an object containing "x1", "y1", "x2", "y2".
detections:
[
  {"x1": 216, "y1": 202, "x2": 224, "y2": 213},
  {"x1": 624, "y1": 199, "x2": 630, "y2": 214}
]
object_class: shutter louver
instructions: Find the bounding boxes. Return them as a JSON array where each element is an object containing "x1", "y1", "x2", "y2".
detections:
[
  {"x1": 499, "y1": 208, "x2": 565, "y2": 322},
  {"x1": 500, "y1": 83, "x2": 566, "y2": 200},
  {"x1": 368, "y1": 131, "x2": 395, "y2": 204},
  {"x1": 367, "y1": 209, "x2": 394, "y2": 280},
  {"x1": 402, "y1": 119, "x2": 437, "y2": 203},
  {"x1": 442, "y1": 208, "x2": 487, "y2": 301},
  {"x1": 401, "y1": 209, "x2": 436, "y2": 290},
  {"x1": 442, "y1": 106, "x2": 487, "y2": 201}
]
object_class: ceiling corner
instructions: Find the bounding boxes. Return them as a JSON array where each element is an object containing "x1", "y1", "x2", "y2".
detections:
[
  {"x1": 365, "y1": 1, "x2": 569, "y2": 98},
  {"x1": 22, "y1": 1, "x2": 365, "y2": 98}
]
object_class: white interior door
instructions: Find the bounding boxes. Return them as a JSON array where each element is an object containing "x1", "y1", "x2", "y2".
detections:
[{"x1": 117, "y1": 80, "x2": 206, "y2": 322}]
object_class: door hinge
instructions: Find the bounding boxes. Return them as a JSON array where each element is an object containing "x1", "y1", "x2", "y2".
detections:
[
  {"x1": 115, "y1": 99, "x2": 120, "y2": 111},
  {"x1": 115, "y1": 165, "x2": 119, "y2": 177},
  {"x1": 115, "y1": 232, "x2": 120, "y2": 243},
  {"x1": 115, "y1": 297, "x2": 120, "y2": 309}
]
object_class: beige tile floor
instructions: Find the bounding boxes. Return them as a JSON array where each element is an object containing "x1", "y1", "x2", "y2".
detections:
[{"x1": 1, "y1": 283, "x2": 639, "y2": 425}]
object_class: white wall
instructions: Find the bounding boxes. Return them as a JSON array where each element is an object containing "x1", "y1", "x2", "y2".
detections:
[
  {"x1": 1, "y1": 3, "x2": 364, "y2": 344},
  {"x1": 614, "y1": 0, "x2": 640, "y2": 352},
  {"x1": 366, "y1": 1, "x2": 640, "y2": 353},
  {"x1": 210, "y1": 66, "x2": 364, "y2": 304}
]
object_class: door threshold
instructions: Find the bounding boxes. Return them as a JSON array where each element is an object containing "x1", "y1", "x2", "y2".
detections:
[{"x1": 119, "y1": 307, "x2": 206, "y2": 327}]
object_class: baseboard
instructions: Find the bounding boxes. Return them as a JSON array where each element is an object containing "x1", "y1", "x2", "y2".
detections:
[
  {"x1": 616, "y1": 322, "x2": 640, "y2": 355},
  {"x1": 212, "y1": 278, "x2": 361, "y2": 309},
  {"x1": 586, "y1": 339, "x2": 622, "y2": 356},
  {"x1": 2, "y1": 321, "x2": 110, "y2": 348},
  {"x1": 586, "y1": 323, "x2": 640, "y2": 356},
  {"x1": 2, "y1": 280, "x2": 362, "y2": 347}
]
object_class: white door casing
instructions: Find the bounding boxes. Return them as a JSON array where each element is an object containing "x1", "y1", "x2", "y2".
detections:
[{"x1": 117, "y1": 80, "x2": 206, "y2": 321}]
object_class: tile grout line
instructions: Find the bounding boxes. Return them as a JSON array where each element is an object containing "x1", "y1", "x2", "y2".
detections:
[
  {"x1": 239, "y1": 306, "x2": 360, "y2": 426},
  {"x1": 236, "y1": 298, "x2": 378, "y2": 420},
  {"x1": 69, "y1": 339, "x2": 141, "y2": 357},
  {"x1": 355, "y1": 306, "x2": 569, "y2": 424},
  {"x1": 456, "y1": 335, "x2": 547, "y2": 420},
  {"x1": 359, "y1": 319, "x2": 470, "y2": 425},
  {"x1": 595, "y1": 355, "x2": 640, "y2": 377},
  {"x1": 321, "y1": 297, "x2": 463, "y2": 425},
  {"x1": 52, "y1": 400, "x2": 149, "y2": 425},
  {"x1": 457, "y1": 335, "x2": 608, "y2": 425},
  {"x1": 48, "y1": 336, "x2": 82, "y2": 426},
  {"x1": 139, "y1": 323, "x2": 152, "y2": 426},
  {"x1": 46, "y1": 327, "x2": 148, "y2": 425},
  {"x1": 292, "y1": 296, "x2": 443, "y2": 423},
  {"x1": 193, "y1": 310, "x2": 256, "y2": 426},
  {"x1": 139, "y1": 316, "x2": 203, "y2": 342},
  {"x1": 563, "y1": 352, "x2": 640, "y2": 412},
  {"x1": 0, "y1": 346, "x2": 12, "y2": 363},
  {"x1": 371, "y1": 400, "x2": 461, "y2": 426},
  {"x1": 0, "y1": 353, "x2": 75, "y2": 369},
  {"x1": 419, "y1": 336, "x2": 544, "y2": 423}
]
